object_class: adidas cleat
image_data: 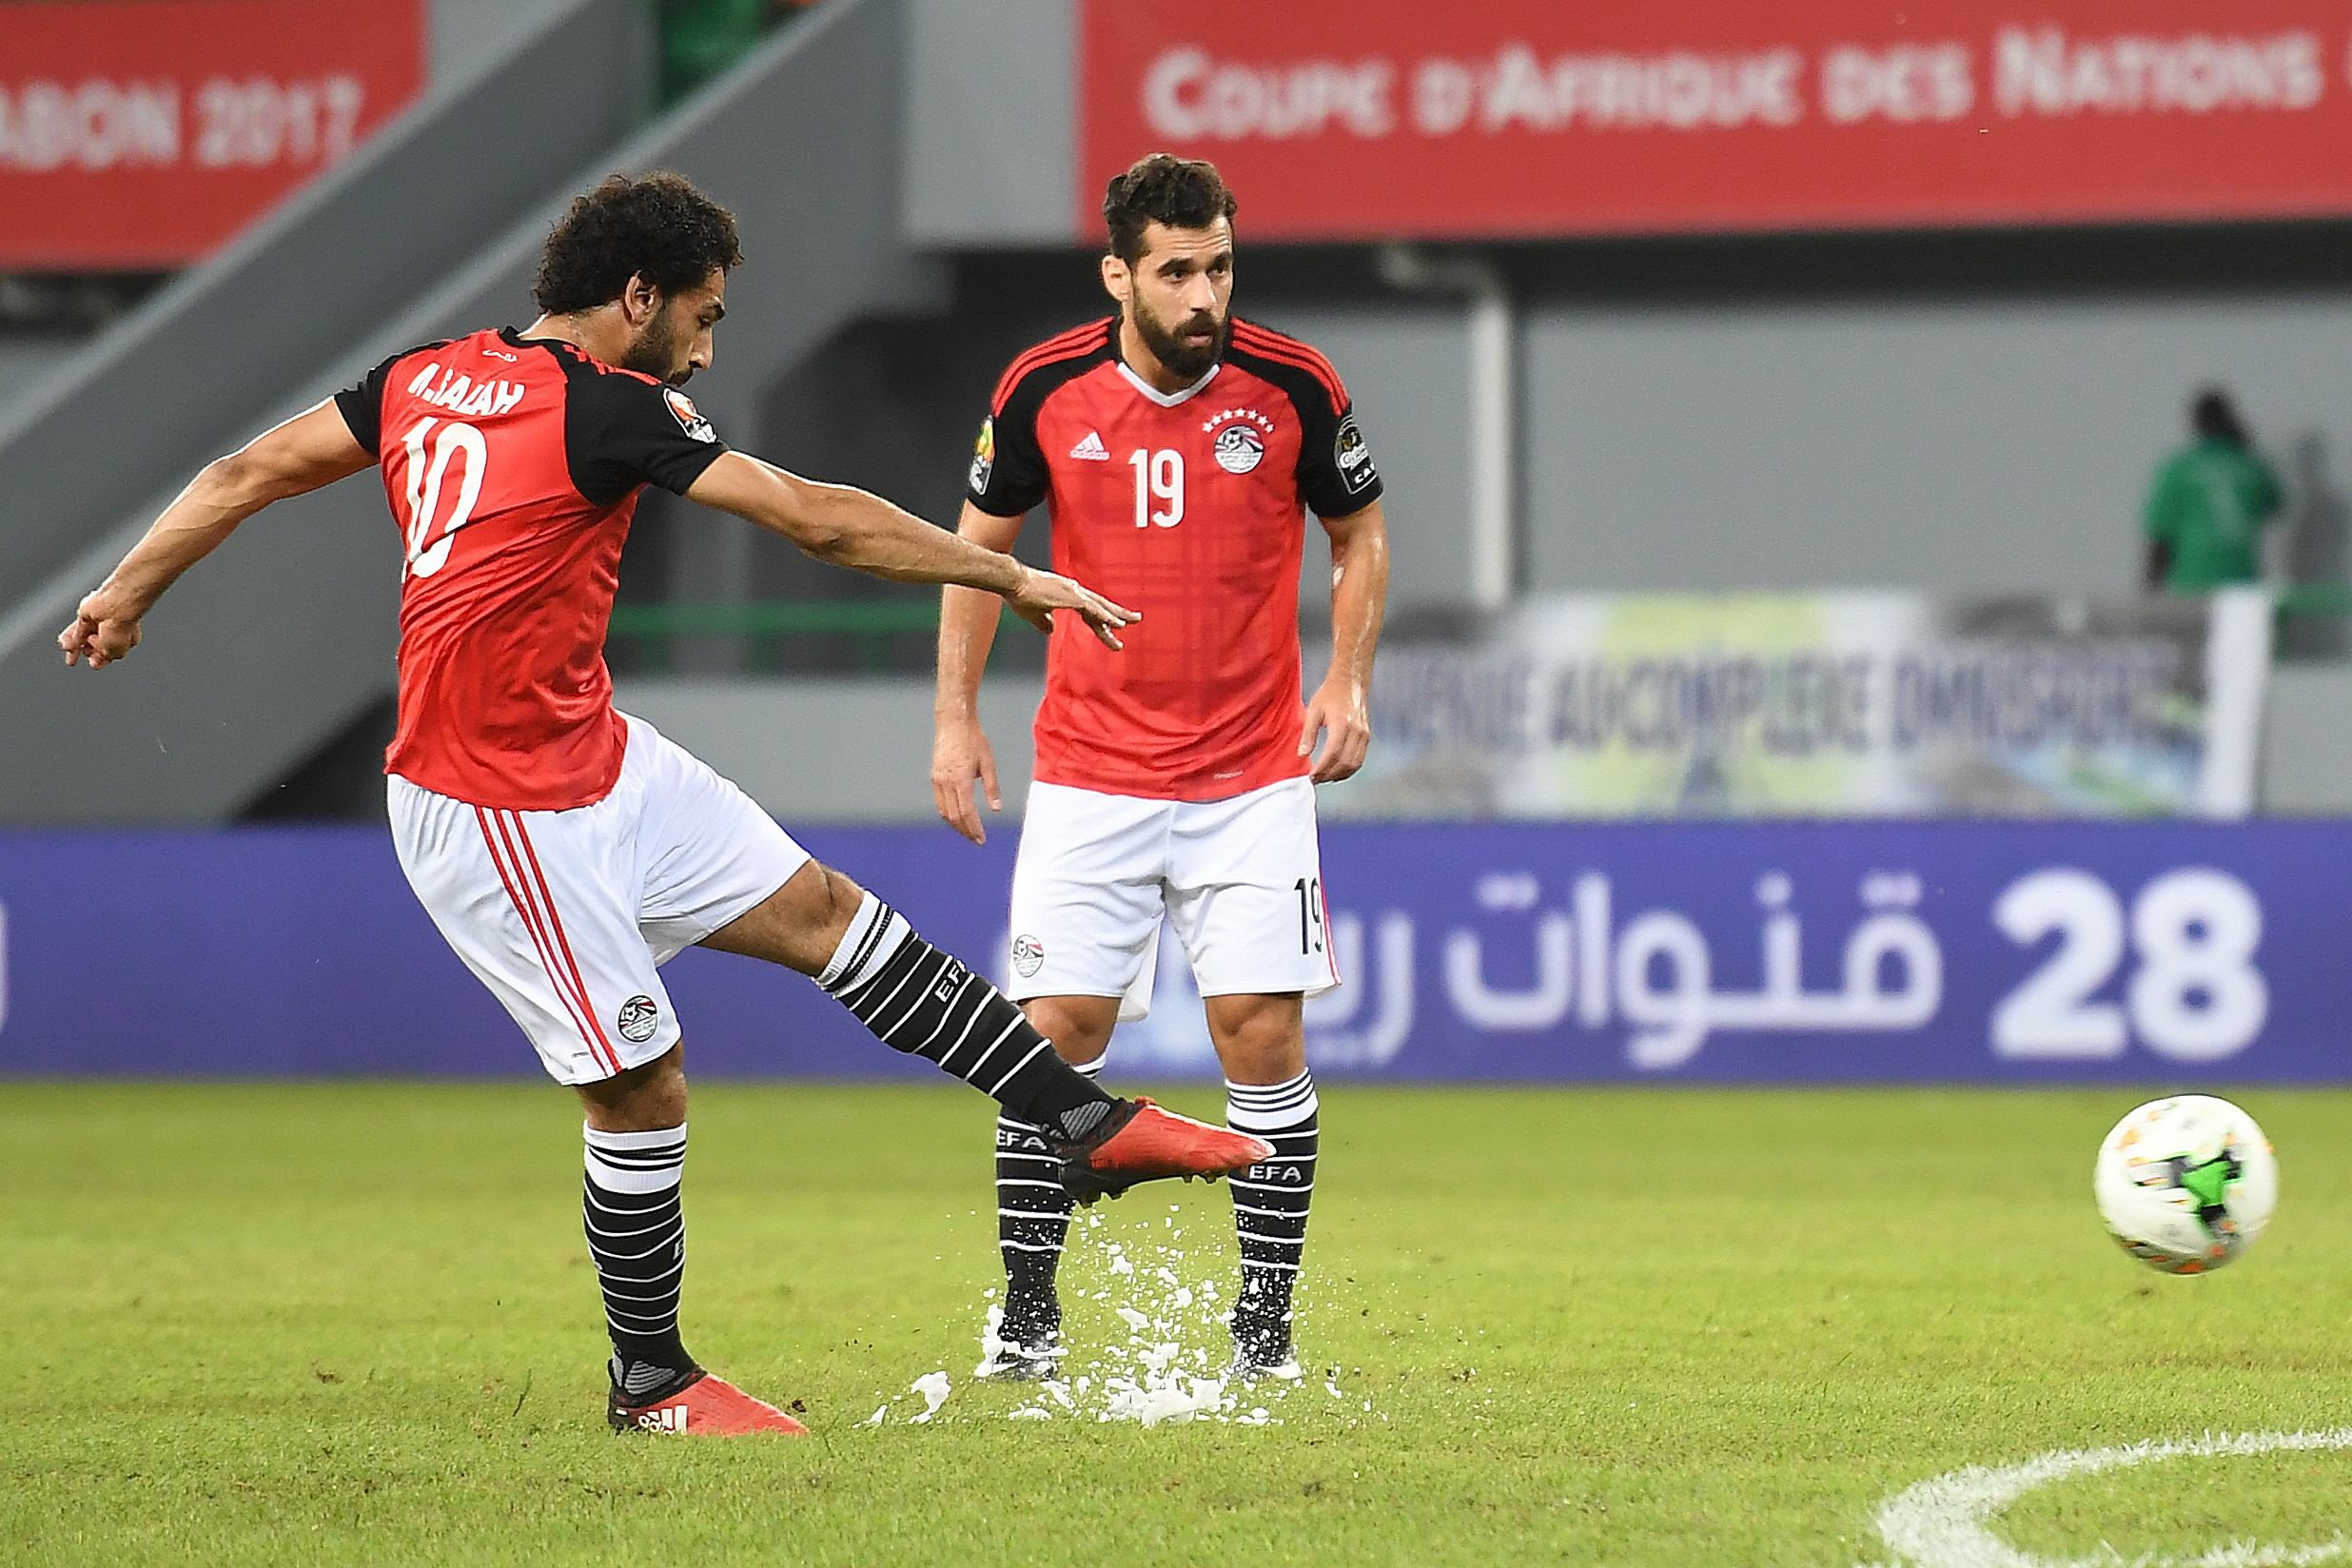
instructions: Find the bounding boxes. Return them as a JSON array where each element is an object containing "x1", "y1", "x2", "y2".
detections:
[
  {"x1": 1057, "y1": 1097, "x2": 1272, "y2": 1206},
  {"x1": 608, "y1": 1369, "x2": 809, "y2": 1435}
]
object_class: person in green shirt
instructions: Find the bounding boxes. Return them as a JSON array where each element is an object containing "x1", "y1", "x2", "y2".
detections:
[{"x1": 2143, "y1": 388, "x2": 2283, "y2": 594}]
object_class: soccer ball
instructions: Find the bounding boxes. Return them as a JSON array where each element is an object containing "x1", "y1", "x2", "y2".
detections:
[{"x1": 2094, "y1": 1095, "x2": 2277, "y2": 1274}]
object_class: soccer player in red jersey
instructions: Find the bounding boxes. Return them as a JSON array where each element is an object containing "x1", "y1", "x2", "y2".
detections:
[
  {"x1": 59, "y1": 172, "x2": 1273, "y2": 1436},
  {"x1": 932, "y1": 155, "x2": 1391, "y2": 1382}
]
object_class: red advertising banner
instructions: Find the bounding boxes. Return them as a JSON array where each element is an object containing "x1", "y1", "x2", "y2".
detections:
[
  {"x1": 0, "y1": 0, "x2": 425, "y2": 269},
  {"x1": 1079, "y1": 0, "x2": 2352, "y2": 241}
]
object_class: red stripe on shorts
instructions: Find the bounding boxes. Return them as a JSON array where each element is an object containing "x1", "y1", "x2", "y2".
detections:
[
  {"x1": 474, "y1": 806, "x2": 617, "y2": 1076},
  {"x1": 502, "y1": 811, "x2": 625, "y2": 1073}
]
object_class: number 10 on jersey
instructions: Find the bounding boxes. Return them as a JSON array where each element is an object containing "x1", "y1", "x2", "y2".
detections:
[
  {"x1": 398, "y1": 418, "x2": 485, "y2": 579},
  {"x1": 1128, "y1": 448, "x2": 1183, "y2": 529}
]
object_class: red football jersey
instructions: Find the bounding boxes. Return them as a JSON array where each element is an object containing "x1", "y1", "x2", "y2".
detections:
[
  {"x1": 334, "y1": 327, "x2": 728, "y2": 810},
  {"x1": 969, "y1": 317, "x2": 1382, "y2": 801}
]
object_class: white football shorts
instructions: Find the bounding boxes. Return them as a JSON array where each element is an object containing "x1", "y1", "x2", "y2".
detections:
[
  {"x1": 1006, "y1": 776, "x2": 1340, "y2": 1021},
  {"x1": 388, "y1": 714, "x2": 811, "y2": 1085}
]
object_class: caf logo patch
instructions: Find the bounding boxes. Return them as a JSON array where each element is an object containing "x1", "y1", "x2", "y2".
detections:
[
  {"x1": 663, "y1": 388, "x2": 716, "y2": 443},
  {"x1": 1335, "y1": 413, "x2": 1376, "y2": 493},
  {"x1": 617, "y1": 994, "x2": 661, "y2": 1045},
  {"x1": 1213, "y1": 422, "x2": 1264, "y2": 474},
  {"x1": 1011, "y1": 932, "x2": 1045, "y2": 978},
  {"x1": 969, "y1": 417, "x2": 995, "y2": 492}
]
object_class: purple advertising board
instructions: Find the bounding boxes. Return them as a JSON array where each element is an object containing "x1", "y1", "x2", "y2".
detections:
[{"x1": 1, "y1": 821, "x2": 2344, "y2": 1082}]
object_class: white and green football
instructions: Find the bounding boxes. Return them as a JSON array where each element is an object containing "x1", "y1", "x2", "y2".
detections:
[{"x1": 2094, "y1": 1095, "x2": 2277, "y2": 1275}]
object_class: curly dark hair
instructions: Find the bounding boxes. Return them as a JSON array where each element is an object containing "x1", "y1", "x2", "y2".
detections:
[
  {"x1": 1103, "y1": 153, "x2": 1236, "y2": 264},
  {"x1": 532, "y1": 172, "x2": 744, "y2": 315}
]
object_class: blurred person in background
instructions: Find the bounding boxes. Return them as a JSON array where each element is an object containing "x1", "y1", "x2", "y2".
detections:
[{"x1": 2143, "y1": 386, "x2": 2283, "y2": 595}]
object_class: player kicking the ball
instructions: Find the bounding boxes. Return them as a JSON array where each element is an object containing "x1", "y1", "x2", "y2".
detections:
[
  {"x1": 932, "y1": 155, "x2": 1390, "y2": 1382},
  {"x1": 59, "y1": 172, "x2": 1271, "y2": 1437}
]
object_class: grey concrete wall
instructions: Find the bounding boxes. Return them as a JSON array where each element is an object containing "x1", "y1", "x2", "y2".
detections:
[
  {"x1": 902, "y1": 0, "x2": 1073, "y2": 247},
  {"x1": 2260, "y1": 663, "x2": 2352, "y2": 814},
  {"x1": 429, "y1": 0, "x2": 586, "y2": 88},
  {"x1": 1267, "y1": 305, "x2": 1475, "y2": 612},
  {"x1": 1524, "y1": 295, "x2": 2352, "y2": 597}
]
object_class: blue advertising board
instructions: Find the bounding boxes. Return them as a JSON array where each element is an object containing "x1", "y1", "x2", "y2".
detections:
[{"x1": 1, "y1": 821, "x2": 2345, "y2": 1082}]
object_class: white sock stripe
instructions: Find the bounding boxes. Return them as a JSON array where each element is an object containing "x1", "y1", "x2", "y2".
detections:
[
  {"x1": 1231, "y1": 1202, "x2": 1303, "y2": 1219},
  {"x1": 817, "y1": 892, "x2": 891, "y2": 990},
  {"x1": 985, "y1": 1036, "x2": 1052, "y2": 1097},
  {"x1": 581, "y1": 1121, "x2": 688, "y2": 1149},
  {"x1": 1235, "y1": 1227, "x2": 1306, "y2": 1246},
  {"x1": 598, "y1": 1274, "x2": 687, "y2": 1303},
  {"x1": 584, "y1": 1166, "x2": 683, "y2": 1196},
  {"x1": 1238, "y1": 1258, "x2": 1301, "y2": 1273},
  {"x1": 1224, "y1": 1070, "x2": 1313, "y2": 1099},
  {"x1": 582, "y1": 1214, "x2": 679, "y2": 1241},
  {"x1": 582, "y1": 1186, "x2": 676, "y2": 1216},
  {"x1": 1229, "y1": 1178, "x2": 1314, "y2": 1193},
  {"x1": 1074, "y1": 1058, "x2": 1106, "y2": 1077},
  {"x1": 995, "y1": 1152, "x2": 1061, "y2": 1166},
  {"x1": 996, "y1": 1207, "x2": 1073, "y2": 1220},
  {"x1": 913, "y1": 976, "x2": 988, "y2": 1061},
  {"x1": 861, "y1": 946, "x2": 948, "y2": 1036},
  {"x1": 997, "y1": 1178, "x2": 1066, "y2": 1190},
  {"x1": 1225, "y1": 1098, "x2": 1320, "y2": 1133},
  {"x1": 1000, "y1": 1240, "x2": 1065, "y2": 1253},
  {"x1": 592, "y1": 1231, "x2": 685, "y2": 1264},
  {"x1": 942, "y1": 1012, "x2": 1023, "y2": 1077},
  {"x1": 604, "y1": 1308, "x2": 680, "y2": 1331},
  {"x1": 583, "y1": 1125, "x2": 686, "y2": 1193}
]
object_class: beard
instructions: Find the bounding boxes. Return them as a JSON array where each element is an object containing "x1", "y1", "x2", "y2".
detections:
[
  {"x1": 621, "y1": 311, "x2": 692, "y2": 384},
  {"x1": 1130, "y1": 299, "x2": 1227, "y2": 381}
]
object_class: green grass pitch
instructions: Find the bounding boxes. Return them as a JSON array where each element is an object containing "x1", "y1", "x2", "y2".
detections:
[{"x1": 7, "y1": 1083, "x2": 2347, "y2": 1567}]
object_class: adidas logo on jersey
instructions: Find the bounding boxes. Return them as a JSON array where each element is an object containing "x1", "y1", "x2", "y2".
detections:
[{"x1": 1069, "y1": 430, "x2": 1109, "y2": 461}]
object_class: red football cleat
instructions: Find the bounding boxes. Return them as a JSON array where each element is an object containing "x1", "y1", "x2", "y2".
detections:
[
  {"x1": 608, "y1": 1371, "x2": 810, "y2": 1436},
  {"x1": 1060, "y1": 1097, "x2": 1275, "y2": 1205}
]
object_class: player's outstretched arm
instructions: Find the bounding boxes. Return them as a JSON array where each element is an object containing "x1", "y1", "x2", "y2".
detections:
[
  {"x1": 60, "y1": 400, "x2": 373, "y2": 669},
  {"x1": 931, "y1": 501, "x2": 1025, "y2": 844},
  {"x1": 686, "y1": 452, "x2": 1135, "y2": 646},
  {"x1": 1300, "y1": 499, "x2": 1391, "y2": 784}
]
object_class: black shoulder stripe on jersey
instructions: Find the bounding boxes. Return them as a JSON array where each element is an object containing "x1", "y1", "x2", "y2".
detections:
[
  {"x1": 992, "y1": 319, "x2": 1117, "y2": 423},
  {"x1": 483, "y1": 329, "x2": 725, "y2": 508},
  {"x1": 1223, "y1": 337, "x2": 1345, "y2": 423}
]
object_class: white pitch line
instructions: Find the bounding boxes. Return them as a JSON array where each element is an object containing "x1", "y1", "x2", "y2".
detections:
[{"x1": 1863, "y1": 1427, "x2": 2352, "y2": 1568}]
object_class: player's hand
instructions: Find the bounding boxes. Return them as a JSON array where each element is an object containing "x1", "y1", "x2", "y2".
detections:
[
  {"x1": 1006, "y1": 566, "x2": 1139, "y2": 650},
  {"x1": 58, "y1": 587, "x2": 145, "y2": 670},
  {"x1": 931, "y1": 718, "x2": 1001, "y2": 845},
  {"x1": 1299, "y1": 677, "x2": 1372, "y2": 783}
]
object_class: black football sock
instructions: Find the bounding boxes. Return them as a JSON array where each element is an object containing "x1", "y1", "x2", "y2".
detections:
[
  {"x1": 583, "y1": 1123, "x2": 697, "y2": 1401},
  {"x1": 1225, "y1": 1071, "x2": 1318, "y2": 1363},
  {"x1": 817, "y1": 892, "x2": 1118, "y2": 1144},
  {"x1": 995, "y1": 1058, "x2": 1102, "y2": 1343}
]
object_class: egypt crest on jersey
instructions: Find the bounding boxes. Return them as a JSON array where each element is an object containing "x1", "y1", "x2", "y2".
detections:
[{"x1": 966, "y1": 316, "x2": 1383, "y2": 802}]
